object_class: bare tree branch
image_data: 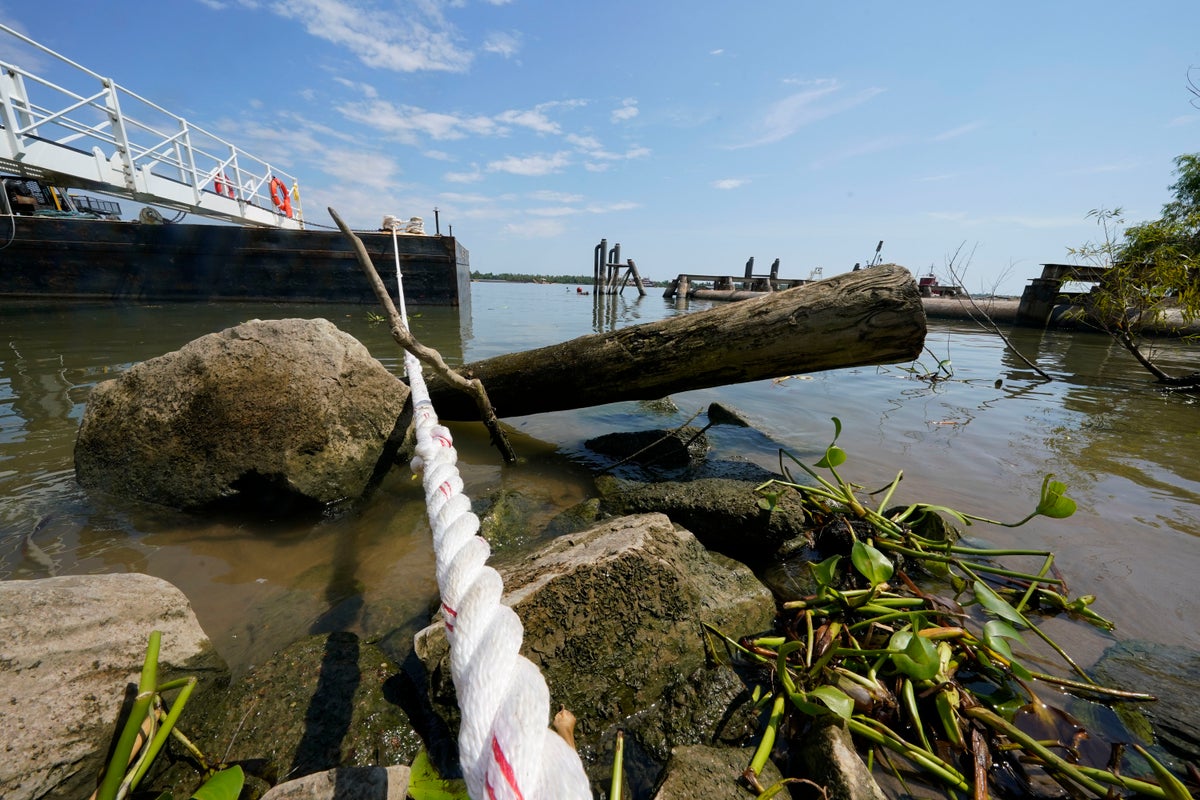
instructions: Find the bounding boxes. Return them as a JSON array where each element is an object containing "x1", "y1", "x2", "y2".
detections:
[
  {"x1": 942, "y1": 242, "x2": 1054, "y2": 382},
  {"x1": 329, "y1": 207, "x2": 517, "y2": 463}
]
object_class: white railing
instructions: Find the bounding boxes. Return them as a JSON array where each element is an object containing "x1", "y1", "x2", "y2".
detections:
[{"x1": 0, "y1": 24, "x2": 303, "y2": 228}]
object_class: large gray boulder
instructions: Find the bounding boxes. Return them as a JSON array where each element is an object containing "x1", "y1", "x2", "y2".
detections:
[
  {"x1": 414, "y1": 513, "x2": 776, "y2": 785},
  {"x1": 75, "y1": 318, "x2": 409, "y2": 512},
  {"x1": 0, "y1": 573, "x2": 228, "y2": 800}
]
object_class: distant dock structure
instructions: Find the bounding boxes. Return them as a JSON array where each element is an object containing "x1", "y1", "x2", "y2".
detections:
[
  {"x1": 593, "y1": 239, "x2": 648, "y2": 296},
  {"x1": 1015, "y1": 263, "x2": 1109, "y2": 326},
  {"x1": 663, "y1": 257, "x2": 816, "y2": 301}
]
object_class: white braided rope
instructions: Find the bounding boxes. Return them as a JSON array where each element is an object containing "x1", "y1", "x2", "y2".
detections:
[{"x1": 405, "y1": 350, "x2": 592, "y2": 800}]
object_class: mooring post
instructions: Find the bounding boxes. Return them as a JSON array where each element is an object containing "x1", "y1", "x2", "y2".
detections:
[
  {"x1": 595, "y1": 239, "x2": 606, "y2": 294},
  {"x1": 743, "y1": 257, "x2": 755, "y2": 290},
  {"x1": 629, "y1": 259, "x2": 646, "y2": 297},
  {"x1": 769, "y1": 258, "x2": 780, "y2": 289}
]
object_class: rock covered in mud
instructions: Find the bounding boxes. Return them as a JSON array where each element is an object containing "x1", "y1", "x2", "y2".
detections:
[{"x1": 74, "y1": 318, "x2": 409, "y2": 513}]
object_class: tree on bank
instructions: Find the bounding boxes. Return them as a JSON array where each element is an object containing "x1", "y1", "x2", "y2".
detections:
[{"x1": 1068, "y1": 153, "x2": 1200, "y2": 387}]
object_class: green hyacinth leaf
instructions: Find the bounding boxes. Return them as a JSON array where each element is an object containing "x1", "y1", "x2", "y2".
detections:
[
  {"x1": 850, "y1": 539, "x2": 893, "y2": 586},
  {"x1": 815, "y1": 445, "x2": 846, "y2": 469},
  {"x1": 889, "y1": 630, "x2": 939, "y2": 682},
  {"x1": 982, "y1": 619, "x2": 1025, "y2": 661},
  {"x1": 973, "y1": 581, "x2": 1027, "y2": 627},
  {"x1": 809, "y1": 685, "x2": 854, "y2": 720},
  {"x1": 1035, "y1": 475, "x2": 1077, "y2": 519},
  {"x1": 190, "y1": 766, "x2": 244, "y2": 800}
]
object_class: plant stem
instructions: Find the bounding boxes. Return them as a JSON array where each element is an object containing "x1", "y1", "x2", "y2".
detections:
[
  {"x1": 95, "y1": 632, "x2": 161, "y2": 800},
  {"x1": 748, "y1": 694, "x2": 786, "y2": 782},
  {"x1": 610, "y1": 730, "x2": 625, "y2": 800},
  {"x1": 963, "y1": 707, "x2": 1108, "y2": 796}
]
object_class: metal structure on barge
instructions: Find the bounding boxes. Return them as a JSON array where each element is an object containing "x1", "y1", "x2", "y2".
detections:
[{"x1": 0, "y1": 25, "x2": 468, "y2": 306}]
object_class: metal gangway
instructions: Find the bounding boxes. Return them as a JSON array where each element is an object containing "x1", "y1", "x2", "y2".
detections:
[{"x1": 0, "y1": 24, "x2": 303, "y2": 229}]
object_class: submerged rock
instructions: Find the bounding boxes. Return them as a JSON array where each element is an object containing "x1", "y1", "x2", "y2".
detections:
[
  {"x1": 75, "y1": 318, "x2": 409, "y2": 514},
  {"x1": 585, "y1": 426, "x2": 709, "y2": 469},
  {"x1": 0, "y1": 574, "x2": 228, "y2": 800},
  {"x1": 596, "y1": 476, "x2": 807, "y2": 566},
  {"x1": 1093, "y1": 639, "x2": 1200, "y2": 765}
]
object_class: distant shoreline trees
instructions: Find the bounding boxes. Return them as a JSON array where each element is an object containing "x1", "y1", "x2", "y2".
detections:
[{"x1": 471, "y1": 271, "x2": 595, "y2": 285}]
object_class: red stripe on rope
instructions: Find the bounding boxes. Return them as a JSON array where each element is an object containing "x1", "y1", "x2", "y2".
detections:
[
  {"x1": 442, "y1": 602, "x2": 458, "y2": 632},
  {"x1": 438, "y1": 481, "x2": 453, "y2": 497},
  {"x1": 490, "y1": 734, "x2": 525, "y2": 800}
]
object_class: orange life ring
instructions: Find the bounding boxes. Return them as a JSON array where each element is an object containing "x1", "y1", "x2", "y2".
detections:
[
  {"x1": 269, "y1": 177, "x2": 292, "y2": 218},
  {"x1": 213, "y1": 173, "x2": 234, "y2": 198}
]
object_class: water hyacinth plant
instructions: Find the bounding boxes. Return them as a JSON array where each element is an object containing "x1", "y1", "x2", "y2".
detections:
[
  {"x1": 719, "y1": 418, "x2": 1194, "y2": 799},
  {"x1": 92, "y1": 631, "x2": 243, "y2": 800}
]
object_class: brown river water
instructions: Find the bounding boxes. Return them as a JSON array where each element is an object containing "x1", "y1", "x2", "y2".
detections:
[{"x1": 1, "y1": 282, "x2": 1198, "y2": 692}]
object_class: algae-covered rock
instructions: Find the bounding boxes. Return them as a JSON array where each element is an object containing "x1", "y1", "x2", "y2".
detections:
[
  {"x1": 148, "y1": 632, "x2": 421, "y2": 796},
  {"x1": 597, "y1": 476, "x2": 807, "y2": 566},
  {"x1": 412, "y1": 512, "x2": 776, "y2": 786}
]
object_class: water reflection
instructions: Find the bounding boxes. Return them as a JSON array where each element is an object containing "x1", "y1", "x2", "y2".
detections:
[{"x1": 1, "y1": 287, "x2": 1198, "y2": 675}]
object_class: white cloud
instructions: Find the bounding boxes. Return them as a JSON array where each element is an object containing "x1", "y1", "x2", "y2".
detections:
[
  {"x1": 527, "y1": 206, "x2": 580, "y2": 217},
  {"x1": 338, "y1": 100, "x2": 500, "y2": 142},
  {"x1": 568, "y1": 133, "x2": 650, "y2": 164},
  {"x1": 932, "y1": 121, "x2": 983, "y2": 141},
  {"x1": 1167, "y1": 114, "x2": 1197, "y2": 127},
  {"x1": 734, "y1": 80, "x2": 885, "y2": 149},
  {"x1": 271, "y1": 0, "x2": 472, "y2": 72},
  {"x1": 438, "y1": 191, "x2": 493, "y2": 204},
  {"x1": 505, "y1": 218, "x2": 566, "y2": 238},
  {"x1": 333, "y1": 77, "x2": 379, "y2": 99},
  {"x1": 487, "y1": 151, "x2": 572, "y2": 176},
  {"x1": 444, "y1": 167, "x2": 484, "y2": 183},
  {"x1": 496, "y1": 108, "x2": 561, "y2": 135},
  {"x1": 586, "y1": 201, "x2": 638, "y2": 213},
  {"x1": 612, "y1": 98, "x2": 638, "y2": 123},
  {"x1": 710, "y1": 48, "x2": 724, "y2": 56},
  {"x1": 713, "y1": 178, "x2": 747, "y2": 190},
  {"x1": 483, "y1": 31, "x2": 521, "y2": 58},
  {"x1": 529, "y1": 190, "x2": 584, "y2": 203},
  {"x1": 323, "y1": 148, "x2": 400, "y2": 192}
]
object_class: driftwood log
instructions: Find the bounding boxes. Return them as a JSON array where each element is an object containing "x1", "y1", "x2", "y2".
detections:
[{"x1": 426, "y1": 264, "x2": 926, "y2": 420}]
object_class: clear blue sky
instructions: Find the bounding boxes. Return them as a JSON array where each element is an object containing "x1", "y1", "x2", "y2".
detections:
[{"x1": 2, "y1": 1, "x2": 1198, "y2": 294}]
